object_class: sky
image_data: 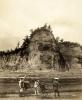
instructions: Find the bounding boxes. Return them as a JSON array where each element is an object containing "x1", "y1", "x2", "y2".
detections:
[{"x1": 0, "y1": 0, "x2": 82, "y2": 51}]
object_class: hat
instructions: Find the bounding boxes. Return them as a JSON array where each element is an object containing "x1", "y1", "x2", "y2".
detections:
[
  {"x1": 54, "y1": 77, "x2": 59, "y2": 80},
  {"x1": 37, "y1": 80, "x2": 39, "y2": 82}
]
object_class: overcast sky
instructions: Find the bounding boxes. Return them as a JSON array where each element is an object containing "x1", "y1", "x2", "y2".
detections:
[{"x1": 0, "y1": 0, "x2": 82, "y2": 51}]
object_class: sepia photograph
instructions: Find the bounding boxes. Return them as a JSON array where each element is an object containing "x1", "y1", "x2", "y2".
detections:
[{"x1": 0, "y1": 0, "x2": 82, "y2": 100}]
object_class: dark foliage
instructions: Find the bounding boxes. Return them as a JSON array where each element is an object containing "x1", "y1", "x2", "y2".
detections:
[
  {"x1": 20, "y1": 36, "x2": 30, "y2": 57},
  {"x1": 60, "y1": 41, "x2": 80, "y2": 48},
  {"x1": 38, "y1": 43, "x2": 52, "y2": 51},
  {"x1": 30, "y1": 24, "x2": 52, "y2": 39}
]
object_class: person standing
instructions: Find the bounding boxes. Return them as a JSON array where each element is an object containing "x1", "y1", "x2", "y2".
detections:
[
  {"x1": 52, "y1": 78, "x2": 60, "y2": 97},
  {"x1": 19, "y1": 75, "x2": 26, "y2": 96},
  {"x1": 34, "y1": 80, "x2": 40, "y2": 95}
]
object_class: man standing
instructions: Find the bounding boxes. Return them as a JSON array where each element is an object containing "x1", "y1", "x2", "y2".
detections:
[
  {"x1": 34, "y1": 80, "x2": 40, "y2": 95},
  {"x1": 52, "y1": 78, "x2": 60, "y2": 97},
  {"x1": 19, "y1": 75, "x2": 26, "y2": 96}
]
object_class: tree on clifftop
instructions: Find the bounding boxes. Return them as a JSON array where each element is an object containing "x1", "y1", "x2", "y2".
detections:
[{"x1": 20, "y1": 35, "x2": 30, "y2": 57}]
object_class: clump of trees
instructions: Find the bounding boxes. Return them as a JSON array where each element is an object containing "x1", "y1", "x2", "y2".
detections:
[
  {"x1": 30, "y1": 24, "x2": 52, "y2": 39},
  {"x1": 20, "y1": 36, "x2": 30, "y2": 58}
]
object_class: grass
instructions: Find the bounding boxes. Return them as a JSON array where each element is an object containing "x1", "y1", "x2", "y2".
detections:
[{"x1": 0, "y1": 68, "x2": 82, "y2": 79}]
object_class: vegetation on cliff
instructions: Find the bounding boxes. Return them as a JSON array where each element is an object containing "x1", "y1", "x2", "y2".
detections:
[{"x1": 0, "y1": 24, "x2": 82, "y2": 71}]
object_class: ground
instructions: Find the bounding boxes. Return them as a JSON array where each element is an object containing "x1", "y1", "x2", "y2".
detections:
[
  {"x1": 0, "y1": 68, "x2": 82, "y2": 78},
  {"x1": 0, "y1": 92, "x2": 82, "y2": 100},
  {"x1": 0, "y1": 69, "x2": 82, "y2": 100}
]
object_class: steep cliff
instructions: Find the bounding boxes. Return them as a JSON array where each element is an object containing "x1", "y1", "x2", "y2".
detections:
[{"x1": 0, "y1": 25, "x2": 82, "y2": 71}]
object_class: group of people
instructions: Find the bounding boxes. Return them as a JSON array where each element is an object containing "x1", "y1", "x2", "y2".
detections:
[{"x1": 19, "y1": 75, "x2": 60, "y2": 97}]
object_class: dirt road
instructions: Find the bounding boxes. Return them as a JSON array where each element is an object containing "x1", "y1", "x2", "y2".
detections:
[{"x1": 0, "y1": 92, "x2": 82, "y2": 100}]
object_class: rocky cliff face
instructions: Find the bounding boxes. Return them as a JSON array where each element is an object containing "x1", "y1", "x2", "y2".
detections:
[
  {"x1": 0, "y1": 25, "x2": 82, "y2": 71},
  {"x1": 0, "y1": 48, "x2": 28, "y2": 71},
  {"x1": 59, "y1": 42, "x2": 82, "y2": 69},
  {"x1": 28, "y1": 26, "x2": 56, "y2": 70}
]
